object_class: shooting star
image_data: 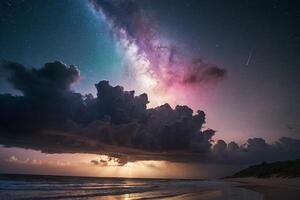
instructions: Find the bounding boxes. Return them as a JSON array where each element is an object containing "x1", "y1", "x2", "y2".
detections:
[{"x1": 245, "y1": 47, "x2": 254, "y2": 66}]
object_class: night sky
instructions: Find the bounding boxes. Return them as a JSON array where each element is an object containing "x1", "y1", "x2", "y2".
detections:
[{"x1": 0, "y1": 0, "x2": 299, "y2": 178}]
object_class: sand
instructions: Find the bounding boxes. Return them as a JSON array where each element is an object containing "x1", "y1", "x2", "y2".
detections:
[
  {"x1": 115, "y1": 178, "x2": 300, "y2": 200},
  {"x1": 2, "y1": 176, "x2": 299, "y2": 199},
  {"x1": 100, "y1": 181, "x2": 264, "y2": 200},
  {"x1": 226, "y1": 177, "x2": 300, "y2": 200}
]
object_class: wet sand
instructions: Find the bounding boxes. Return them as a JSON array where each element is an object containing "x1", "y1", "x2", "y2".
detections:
[
  {"x1": 1, "y1": 174, "x2": 299, "y2": 200},
  {"x1": 100, "y1": 181, "x2": 263, "y2": 200},
  {"x1": 226, "y1": 177, "x2": 300, "y2": 200},
  {"x1": 104, "y1": 178, "x2": 300, "y2": 200}
]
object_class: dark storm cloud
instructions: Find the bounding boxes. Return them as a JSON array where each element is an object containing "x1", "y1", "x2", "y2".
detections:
[
  {"x1": 211, "y1": 137, "x2": 300, "y2": 165},
  {"x1": 212, "y1": 140, "x2": 227, "y2": 154},
  {"x1": 227, "y1": 142, "x2": 239, "y2": 152},
  {"x1": 0, "y1": 61, "x2": 84, "y2": 134},
  {"x1": 0, "y1": 61, "x2": 215, "y2": 163},
  {"x1": 2, "y1": 60, "x2": 80, "y2": 96},
  {"x1": 0, "y1": 61, "x2": 299, "y2": 165},
  {"x1": 183, "y1": 58, "x2": 227, "y2": 84}
]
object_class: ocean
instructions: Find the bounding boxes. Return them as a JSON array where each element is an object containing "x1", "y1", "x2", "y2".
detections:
[{"x1": 0, "y1": 173, "x2": 263, "y2": 200}]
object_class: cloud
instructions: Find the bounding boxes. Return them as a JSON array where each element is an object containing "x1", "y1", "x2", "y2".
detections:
[
  {"x1": 90, "y1": 156, "x2": 126, "y2": 166},
  {"x1": 210, "y1": 137, "x2": 300, "y2": 165},
  {"x1": 90, "y1": 160, "x2": 100, "y2": 165},
  {"x1": 7, "y1": 155, "x2": 18, "y2": 162},
  {"x1": 183, "y1": 58, "x2": 227, "y2": 84},
  {"x1": 0, "y1": 61, "x2": 84, "y2": 137},
  {"x1": 275, "y1": 137, "x2": 300, "y2": 152},
  {"x1": 2, "y1": 60, "x2": 80, "y2": 97},
  {"x1": 246, "y1": 138, "x2": 268, "y2": 152},
  {"x1": 0, "y1": 61, "x2": 215, "y2": 164},
  {"x1": 212, "y1": 140, "x2": 227, "y2": 154},
  {"x1": 227, "y1": 142, "x2": 239, "y2": 152},
  {"x1": 0, "y1": 61, "x2": 299, "y2": 166}
]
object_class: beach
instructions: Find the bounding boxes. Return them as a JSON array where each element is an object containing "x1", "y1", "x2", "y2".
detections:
[
  {"x1": 0, "y1": 174, "x2": 299, "y2": 199},
  {"x1": 105, "y1": 185, "x2": 264, "y2": 200},
  {"x1": 226, "y1": 177, "x2": 300, "y2": 200},
  {"x1": 106, "y1": 178, "x2": 300, "y2": 200}
]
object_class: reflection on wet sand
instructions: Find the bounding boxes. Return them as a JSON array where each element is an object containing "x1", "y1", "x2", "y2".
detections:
[{"x1": 98, "y1": 183, "x2": 263, "y2": 200}]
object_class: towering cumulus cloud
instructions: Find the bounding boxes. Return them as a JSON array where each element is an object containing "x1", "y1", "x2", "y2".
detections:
[
  {"x1": 0, "y1": 61, "x2": 299, "y2": 165},
  {"x1": 0, "y1": 61, "x2": 215, "y2": 163},
  {"x1": 90, "y1": 0, "x2": 227, "y2": 107}
]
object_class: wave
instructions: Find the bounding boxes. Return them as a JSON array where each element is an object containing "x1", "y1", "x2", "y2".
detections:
[{"x1": 0, "y1": 174, "x2": 221, "y2": 200}]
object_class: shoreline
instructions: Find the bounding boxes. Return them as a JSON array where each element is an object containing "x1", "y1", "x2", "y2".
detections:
[{"x1": 1, "y1": 174, "x2": 299, "y2": 200}]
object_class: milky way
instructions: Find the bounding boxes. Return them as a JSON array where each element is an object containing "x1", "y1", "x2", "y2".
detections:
[{"x1": 90, "y1": 0, "x2": 226, "y2": 107}]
